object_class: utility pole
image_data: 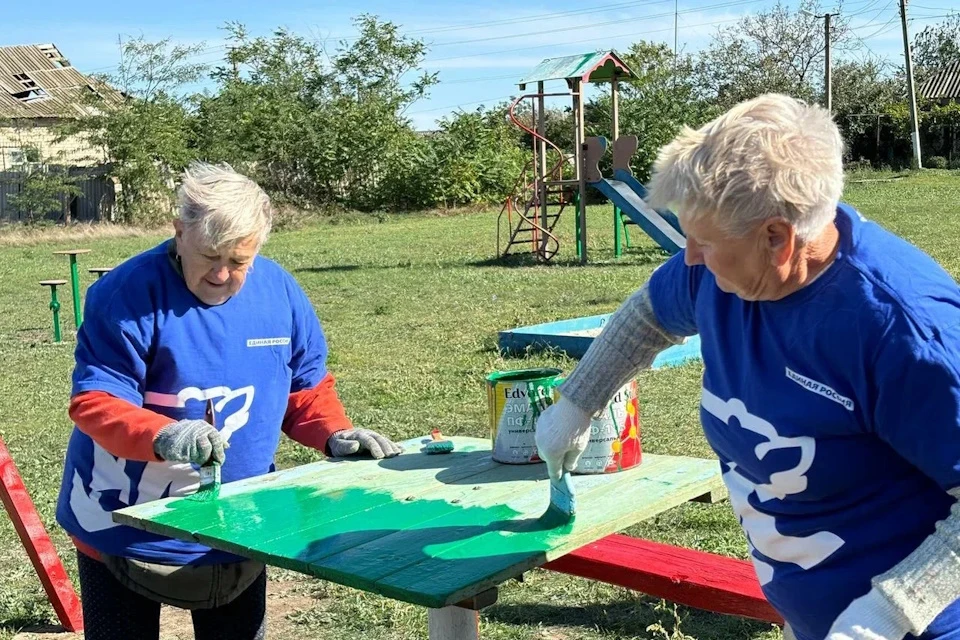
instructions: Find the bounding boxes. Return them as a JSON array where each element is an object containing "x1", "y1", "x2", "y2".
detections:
[
  {"x1": 900, "y1": 0, "x2": 923, "y2": 169},
  {"x1": 804, "y1": 10, "x2": 839, "y2": 112},
  {"x1": 674, "y1": 0, "x2": 679, "y2": 61},
  {"x1": 824, "y1": 12, "x2": 834, "y2": 112}
]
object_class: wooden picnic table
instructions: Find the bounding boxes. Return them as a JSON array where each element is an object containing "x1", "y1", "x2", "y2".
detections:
[{"x1": 114, "y1": 436, "x2": 724, "y2": 639}]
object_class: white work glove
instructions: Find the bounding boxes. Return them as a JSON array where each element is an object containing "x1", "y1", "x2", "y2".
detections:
[
  {"x1": 826, "y1": 589, "x2": 910, "y2": 640},
  {"x1": 328, "y1": 428, "x2": 402, "y2": 459},
  {"x1": 153, "y1": 419, "x2": 227, "y2": 465},
  {"x1": 533, "y1": 396, "x2": 593, "y2": 480}
]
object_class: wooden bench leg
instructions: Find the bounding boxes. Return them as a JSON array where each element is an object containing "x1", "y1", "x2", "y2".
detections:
[
  {"x1": 428, "y1": 607, "x2": 479, "y2": 640},
  {"x1": 427, "y1": 587, "x2": 496, "y2": 639}
]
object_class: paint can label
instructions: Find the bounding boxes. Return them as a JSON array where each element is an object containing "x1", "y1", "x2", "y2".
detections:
[
  {"x1": 571, "y1": 379, "x2": 642, "y2": 474},
  {"x1": 487, "y1": 368, "x2": 563, "y2": 464}
]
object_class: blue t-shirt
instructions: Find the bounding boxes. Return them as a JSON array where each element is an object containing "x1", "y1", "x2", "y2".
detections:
[
  {"x1": 56, "y1": 240, "x2": 328, "y2": 565},
  {"x1": 648, "y1": 204, "x2": 960, "y2": 640}
]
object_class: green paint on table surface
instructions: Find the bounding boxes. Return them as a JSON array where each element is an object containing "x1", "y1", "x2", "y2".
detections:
[{"x1": 115, "y1": 436, "x2": 724, "y2": 608}]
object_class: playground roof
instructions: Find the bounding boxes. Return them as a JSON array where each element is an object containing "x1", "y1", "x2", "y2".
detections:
[{"x1": 518, "y1": 51, "x2": 635, "y2": 88}]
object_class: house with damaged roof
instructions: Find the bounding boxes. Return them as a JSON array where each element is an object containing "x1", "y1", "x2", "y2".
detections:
[{"x1": 0, "y1": 43, "x2": 120, "y2": 221}]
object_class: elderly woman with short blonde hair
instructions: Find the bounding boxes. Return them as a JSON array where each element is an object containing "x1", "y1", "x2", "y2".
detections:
[
  {"x1": 537, "y1": 93, "x2": 960, "y2": 640},
  {"x1": 55, "y1": 162, "x2": 401, "y2": 639}
]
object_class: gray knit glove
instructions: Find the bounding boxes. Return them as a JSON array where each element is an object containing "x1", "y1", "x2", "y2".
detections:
[
  {"x1": 328, "y1": 429, "x2": 402, "y2": 459},
  {"x1": 153, "y1": 419, "x2": 227, "y2": 465}
]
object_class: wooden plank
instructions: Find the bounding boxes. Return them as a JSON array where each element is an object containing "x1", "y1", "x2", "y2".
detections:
[
  {"x1": 115, "y1": 437, "x2": 723, "y2": 610},
  {"x1": 371, "y1": 456, "x2": 721, "y2": 607},
  {"x1": 250, "y1": 456, "x2": 680, "y2": 599},
  {"x1": 0, "y1": 437, "x2": 84, "y2": 632},
  {"x1": 691, "y1": 486, "x2": 728, "y2": 504},
  {"x1": 543, "y1": 535, "x2": 783, "y2": 624},
  {"x1": 117, "y1": 436, "x2": 495, "y2": 526}
]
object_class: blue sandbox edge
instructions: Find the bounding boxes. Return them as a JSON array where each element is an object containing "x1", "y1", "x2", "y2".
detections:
[{"x1": 497, "y1": 314, "x2": 702, "y2": 369}]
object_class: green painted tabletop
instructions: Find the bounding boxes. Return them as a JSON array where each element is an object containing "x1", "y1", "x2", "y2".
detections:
[{"x1": 114, "y1": 436, "x2": 724, "y2": 609}]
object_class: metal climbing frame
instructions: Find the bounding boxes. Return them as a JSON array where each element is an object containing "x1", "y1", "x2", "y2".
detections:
[{"x1": 495, "y1": 51, "x2": 637, "y2": 264}]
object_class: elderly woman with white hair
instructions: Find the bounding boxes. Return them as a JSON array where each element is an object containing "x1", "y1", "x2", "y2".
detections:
[
  {"x1": 535, "y1": 93, "x2": 960, "y2": 640},
  {"x1": 55, "y1": 162, "x2": 401, "y2": 639}
]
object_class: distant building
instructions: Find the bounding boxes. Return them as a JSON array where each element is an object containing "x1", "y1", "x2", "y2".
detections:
[
  {"x1": 918, "y1": 60, "x2": 960, "y2": 104},
  {"x1": 0, "y1": 43, "x2": 111, "y2": 170}
]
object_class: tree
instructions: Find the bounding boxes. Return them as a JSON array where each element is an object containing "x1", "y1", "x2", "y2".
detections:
[
  {"x1": 428, "y1": 107, "x2": 526, "y2": 208},
  {"x1": 63, "y1": 37, "x2": 206, "y2": 223},
  {"x1": 586, "y1": 41, "x2": 716, "y2": 181},
  {"x1": 830, "y1": 58, "x2": 903, "y2": 164},
  {"x1": 696, "y1": 0, "x2": 853, "y2": 109},
  {"x1": 912, "y1": 13, "x2": 960, "y2": 81},
  {"x1": 193, "y1": 15, "x2": 437, "y2": 210},
  {"x1": 5, "y1": 148, "x2": 82, "y2": 222}
]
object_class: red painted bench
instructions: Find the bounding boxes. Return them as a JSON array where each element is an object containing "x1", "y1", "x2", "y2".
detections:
[
  {"x1": 543, "y1": 534, "x2": 783, "y2": 625},
  {"x1": 0, "y1": 437, "x2": 83, "y2": 631}
]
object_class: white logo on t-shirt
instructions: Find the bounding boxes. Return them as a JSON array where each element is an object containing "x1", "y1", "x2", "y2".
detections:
[
  {"x1": 701, "y1": 388, "x2": 845, "y2": 586},
  {"x1": 247, "y1": 337, "x2": 290, "y2": 347},
  {"x1": 70, "y1": 385, "x2": 255, "y2": 532},
  {"x1": 785, "y1": 367, "x2": 855, "y2": 411}
]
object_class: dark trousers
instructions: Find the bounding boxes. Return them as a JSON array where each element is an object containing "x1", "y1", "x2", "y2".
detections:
[{"x1": 76, "y1": 551, "x2": 267, "y2": 640}]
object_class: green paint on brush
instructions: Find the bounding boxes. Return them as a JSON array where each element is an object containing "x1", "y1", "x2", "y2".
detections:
[
  {"x1": 424, "y1": 429, "x2": 454, "y2": 454},
  {"x1": 190, "y1": 462, "x2": 221, "y2": 502},
  {"x1": 544, "y1": 472, "x2": 576, "y2": 525},
  {"x1": 191, "y1": 398, "x2": 221, "y2": 501}
]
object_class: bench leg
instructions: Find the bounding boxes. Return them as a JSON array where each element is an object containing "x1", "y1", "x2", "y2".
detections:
[{"x1": 428, "y1": 607, "x2": 479, "y2": 640}]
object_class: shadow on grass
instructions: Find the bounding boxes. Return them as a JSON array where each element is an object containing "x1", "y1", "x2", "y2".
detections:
[
  {"x1": 468, "y1": 246, "x2": 669, "y2": 269},
  {"x1": 293, "y1": 265, "x2": 362, "y2": 274},
  {"x1": 290, "y1": 245, "x2": 670, "y2": 273},
  {"x1": 0, "y1": 619, "x2": 68, "y2": 636}
]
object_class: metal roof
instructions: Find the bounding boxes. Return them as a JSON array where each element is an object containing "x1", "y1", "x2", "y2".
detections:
[
  {"x1": 919, "y1": 60, "x2": 960, "y2": 100},
  {"x1": 0, "y1": 44, "x2": 110, "y2": 119},
  {"x1": 518, "y1": 50, "x2": 635, "y2": 87}
]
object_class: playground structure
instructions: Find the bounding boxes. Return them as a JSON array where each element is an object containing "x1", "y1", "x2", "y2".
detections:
[{"x1": 497, "y1": 50, "x2": 687, "y2": 263}]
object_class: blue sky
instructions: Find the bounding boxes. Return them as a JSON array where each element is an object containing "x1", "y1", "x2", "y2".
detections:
[{"x1": 4, "y1": 0, "x2": 959, "y2": 129}]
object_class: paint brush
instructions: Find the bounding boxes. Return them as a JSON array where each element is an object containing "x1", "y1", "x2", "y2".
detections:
[
  {"x1": 525, "y1": 380, "x2": 576, "y2": 524},
  {"x1": 424, "y1": 428, "x2": 454, "y2": 454},
  {"x1": 197, "y1": 398, "x2": 221, "y2": 496},
  {"x1": 544, "y1": 470, "x2": 576, "y2": 525}
]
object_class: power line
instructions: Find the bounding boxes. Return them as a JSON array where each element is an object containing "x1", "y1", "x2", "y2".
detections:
[
  {"x1": 422, "y1": 13, "x2": 749, "y2": 65},
  {"x1": 331, "y1": 0, "x2": 677, "y2": 42},
  {"x1": 425, "y1": 0, "x2": 768, "y2": 48},
  {"x1": 846, "y1": 0, "x2": 895, "y2": 24},
  {"x1": 80, "y1": 0, "x2": 938, "y2": 86},
  {"x1": 76, "y1": 0, "x2": 729, "y2": 77},
  {"x1": 843, "y1": 0, "x2": 886, "y2": 18},
  {"x1": 440, "y1": 73, "x2": 522, "y2": 86},
  {"x1": 909, "y1": 3, "x2": 960, "y2": 10},
  {"x1": 82, "y1": 44, "x2": 228, "y2": 75},
  {"x1": 407, "y1": 95, "x2": 515, "y2": 115},
  {"x1": 853, "y1": 15, "x2": 901, "y2": 40},
  {"x1": 907, "y1": 12, "x2": 960, "y2": 19},
  {"x1": 844, "y1": 14, "x2": 897, "y2": 66}
]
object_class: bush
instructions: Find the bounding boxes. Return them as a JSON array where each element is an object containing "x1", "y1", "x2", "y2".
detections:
[{"x1": 928, "y1": 155, "x2": 949, "y2": 169}]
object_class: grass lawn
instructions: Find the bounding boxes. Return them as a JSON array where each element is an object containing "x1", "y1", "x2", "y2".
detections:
[{"x1": 1, "y1": 170, "x2": 958, "y2": 639}]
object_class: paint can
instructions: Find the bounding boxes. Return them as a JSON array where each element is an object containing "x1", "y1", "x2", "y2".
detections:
[
  {"x1": 571, "y1": 379, "x2": 642, "y2": 474},
  {"x1": 487, "y1": 367, "x2": 563, "y2": 464}
]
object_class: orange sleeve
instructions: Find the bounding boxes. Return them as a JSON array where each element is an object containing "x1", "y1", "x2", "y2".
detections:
[
  {"x1": 69, "y1": 391, "x2": 171, "y2": 462},
  {"x1": 282, "y1": 373, "x2": 352, "y2": 454}
]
